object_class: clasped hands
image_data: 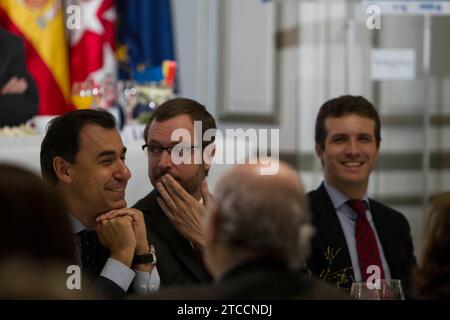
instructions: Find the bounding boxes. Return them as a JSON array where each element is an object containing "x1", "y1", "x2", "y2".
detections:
[
  {"x1": 95, "y1": 208, "x2": 153, "y2": 272},
  {"x1": 1, "y1": 76, "x2": 28, "y2": 95},
  {"x1": 92, "y1": 174, "x2": 211, "y2": 270}
]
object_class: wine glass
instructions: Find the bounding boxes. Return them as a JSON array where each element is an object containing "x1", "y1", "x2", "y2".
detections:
[
  {"x1": 350, "y1": 282, "x2": 381, "y2": 300},
  {"x1": 71, "y1": 80, "x2": 94, "y2": 109},
  {"x1": 379, "y1": 279, "x2": 405, "y2": 300},
  {"x1": 117, "y1": 80, "x2": 137, "y2": 122}
]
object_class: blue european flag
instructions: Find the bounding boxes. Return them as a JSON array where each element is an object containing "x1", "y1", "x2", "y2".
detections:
[{"x1": 117, "y1": 0, "x2": 175, "y2": 81}]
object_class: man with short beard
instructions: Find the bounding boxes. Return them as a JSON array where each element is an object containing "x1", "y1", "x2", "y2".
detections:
[{"x1": 133, "y1": 98, "x2": 216, "y2": 287}]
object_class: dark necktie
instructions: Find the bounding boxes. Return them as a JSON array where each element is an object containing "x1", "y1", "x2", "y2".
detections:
[
  {"x1": 346, "y1": 199, "x2": 385, "y2": 282},
  {"x1": 78, "y1": 229, "x2": 109, "y2": 284}
]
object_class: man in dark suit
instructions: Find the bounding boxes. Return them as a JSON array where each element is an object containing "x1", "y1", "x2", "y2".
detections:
[
  {"x1": 41, "y1": 110, "x2": 158, "y2": 298},
  {"x1": 0, "y1": 28, "x2": 38, "y2": 127},
  {"x1": 133, "y1": 98, "x2": 215, "y2": 287},
  {"x1": 146, "y1": 161, "x2": 345, "y2": 299},
  {"x1": 307, "y1": 95, "x2": 416, "y2": 293}
]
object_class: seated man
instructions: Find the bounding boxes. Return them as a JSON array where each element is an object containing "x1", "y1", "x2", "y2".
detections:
[
  {"x1": 149, "y1": 161, "x2": 346, "y2": 299},
  {"x1": 307, "y1": 95, "x2": 416, "y2": 292},
  {"x1": 40, "y1": 109, "x2": 157, "y2": 297},
  {"x1": 133, "y1": 98, "x2": 216, "y2": 287},
  {"x1": 0, "y1": 29, "x2": 38, "y2": 127}
]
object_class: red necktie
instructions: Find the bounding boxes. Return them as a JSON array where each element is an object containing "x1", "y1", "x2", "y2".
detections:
[{"x1": 347, "y1": 199, "x2": 385, "y2": 282}]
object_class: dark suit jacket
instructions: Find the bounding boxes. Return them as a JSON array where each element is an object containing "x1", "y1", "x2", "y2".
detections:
[
  {"x1": 92, "y1": 276, "x2": 127, "y2": 299},
  {"x1": 78, "y1": 230, "x2": 127, "y2": 299},
  {"x1": 133, "y1": 189, "x2": 212, "y2": 287},
  {"x1": 0, "y1": 28, "x2": 39, "y2": 127},
  {"x1": 307, "y1": 183, "x2": 417, "y2": 293},
  {"x1": 147, "y1": 257, "x2": 348, "y2": 300}
]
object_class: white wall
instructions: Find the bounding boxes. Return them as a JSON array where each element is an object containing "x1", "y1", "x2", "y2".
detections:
[
  {"x1": 172, "y1": 0, "x2": 298, "y2": 151},
  {"x1": 172, "y1": 0, "x2": 450, "y2": 259}
]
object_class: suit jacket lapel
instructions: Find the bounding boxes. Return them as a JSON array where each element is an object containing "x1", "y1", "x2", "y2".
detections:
[
  {"x1": 368, "y1": 200, "x2": 397, "y2": 275},
  {"x1": 311, "y1": 184, "x2": 353, "y2": 273},
  {"x1": 141, "y1": 190, "x2": 210, "y2": 282}
]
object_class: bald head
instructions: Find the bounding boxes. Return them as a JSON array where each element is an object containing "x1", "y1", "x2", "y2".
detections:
[
  {"x1": 208, "y1": 161, "x2": 313, "y2": 270},
  {"x1": 222, "y1": 161, "x2": 304, "y2": 197}
]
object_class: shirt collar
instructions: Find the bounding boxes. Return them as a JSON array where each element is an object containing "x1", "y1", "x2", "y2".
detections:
[
  {"x1": 323, "y1": 181, "x2": 369, "y2": 210},
  {"x1": 69, "y1": 214, "x2": 89, "y2": 234}
]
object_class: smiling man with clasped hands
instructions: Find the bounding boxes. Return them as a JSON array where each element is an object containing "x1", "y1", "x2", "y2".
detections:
[{"x1": 40, "y1": 109, "x2": 157, "y2": 298}]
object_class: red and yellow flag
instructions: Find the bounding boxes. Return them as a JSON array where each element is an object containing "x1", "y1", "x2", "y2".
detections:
[{"x1": 0, "y1": 0, "x2": 73, "y2": 115}]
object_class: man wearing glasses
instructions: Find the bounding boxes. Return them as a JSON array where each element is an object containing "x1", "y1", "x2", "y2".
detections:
[{"x1": 133, "y1": 98, "x2": 216, "y2": 287}]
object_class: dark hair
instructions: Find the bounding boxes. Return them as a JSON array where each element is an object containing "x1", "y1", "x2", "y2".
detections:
[
  {"x1": 143, "y1": 98, "x2": 216, "y2": 147},
  {"x1": 0, "y1": 164, "x2": 75, "y2": 264},
  {"x1": 315, "y1": 95, "x2": 381, "y2": 150},
  {"x1": 412, "y1": 193, "x2": 450, "y2": 299},
  {"x1": 40, "y1": 109, "x2": 116, "y2": 184}
]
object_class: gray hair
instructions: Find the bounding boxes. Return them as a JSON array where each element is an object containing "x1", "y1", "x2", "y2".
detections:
[{"x1": 213, "y1": 172, "x2": 314, "y2": 270}]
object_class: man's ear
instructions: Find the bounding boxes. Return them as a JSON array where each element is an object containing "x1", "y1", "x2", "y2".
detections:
[
  {"x1": 315, "y1": 144, "x2": 325, "y2": 166},
  {"x1": 315, "y1": 144, "x2": 323, "y2": 159},
  {"x1": 203, "y1": 143, "x2": 216, "y2": 172},
  {"x1": 53, "y1": 156, "x2": 73, "y2": 184}
]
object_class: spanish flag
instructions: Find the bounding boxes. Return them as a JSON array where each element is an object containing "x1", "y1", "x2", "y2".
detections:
[{"x1": 0, "y1": 0, "x2": 73, "y2": 115}]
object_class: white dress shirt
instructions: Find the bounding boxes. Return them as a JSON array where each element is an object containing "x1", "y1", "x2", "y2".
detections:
[{"x1": 323, "y1": 182, "x2": 392, "y2": 281}]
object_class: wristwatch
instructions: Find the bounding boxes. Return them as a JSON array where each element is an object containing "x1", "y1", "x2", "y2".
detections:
[{"x1": 132, "y1": 245, "x2": 157, "y2": 265}]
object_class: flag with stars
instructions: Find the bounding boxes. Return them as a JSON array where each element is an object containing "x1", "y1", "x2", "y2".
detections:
[
  {"x1": 69, "y1": 0, "x2": 116, "y2": 109},
  {"x1": 116, "y1": 0, "x2": 175, "y2": 81}
]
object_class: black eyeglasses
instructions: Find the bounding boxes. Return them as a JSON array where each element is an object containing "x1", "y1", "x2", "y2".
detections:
[{"x1": 142, "y1": 144, "x2": 200, "y2": 156}]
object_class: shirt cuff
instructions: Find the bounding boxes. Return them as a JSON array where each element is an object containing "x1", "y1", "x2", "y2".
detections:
[
  {"x1": 133, "y1": 267, "x2": 160, "y2": 294},
  {"x1": 100, "y1": 258, "x2": 135, "y2": 292}
]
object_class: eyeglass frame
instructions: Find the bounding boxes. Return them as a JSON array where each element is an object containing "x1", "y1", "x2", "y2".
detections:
[{"x1": 141, "y1": 143, "x2": 204, "y2": 156}]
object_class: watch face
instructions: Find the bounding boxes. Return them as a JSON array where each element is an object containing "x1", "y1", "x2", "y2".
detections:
[
  {"x1": 133, "y1": 247, "x2": 157, "y2": 265},
  {"x1": 151, "y1": 252, "x2": 157, "y2": 264}
]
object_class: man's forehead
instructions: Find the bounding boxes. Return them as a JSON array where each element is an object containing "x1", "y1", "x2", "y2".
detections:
[
  {"x1": 148, "y1": 114, "x2": 195, "y2": 141},
  {"x1": 325, "y1": 115, "x2": 375, "y2": 132},
  {"x1": 79, "y1": 124, "x2": 124, "y2": 151}
]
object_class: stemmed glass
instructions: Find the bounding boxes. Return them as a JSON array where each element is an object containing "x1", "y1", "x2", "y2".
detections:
[
  {"x1": 71, "y1": 80, "x2": 95, "y2": 109},
  {"x1": 117, "y1": 80, "x2": 137, "y2": 122},
  {"x1": 350, "y1": 279, "x2": 405, "y2": 300},
  {"x1": 379, "y1": 279, "x2": 405, "y2": 300},
  {"x1": 350, "y1": 282, "x2": 381, "y2": 300}
]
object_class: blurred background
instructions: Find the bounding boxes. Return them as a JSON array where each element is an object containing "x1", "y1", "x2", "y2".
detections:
[{"x1": 1, "y1": 0, "x2": 450, "y2": 260}]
